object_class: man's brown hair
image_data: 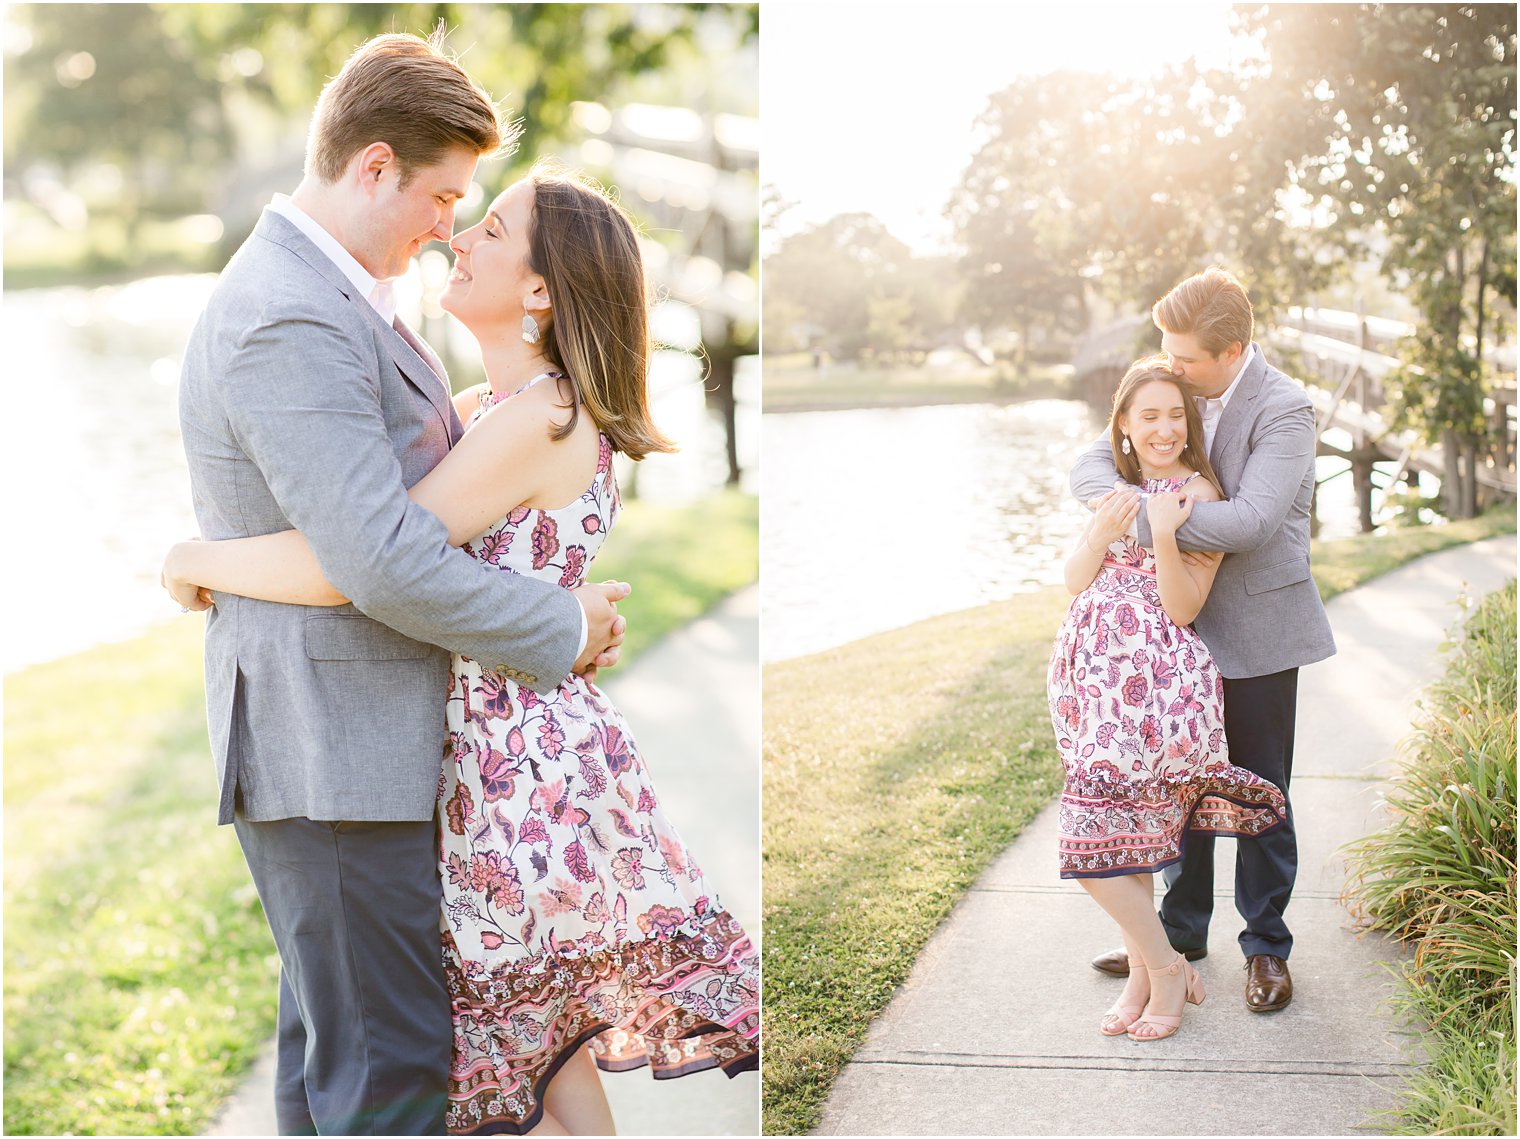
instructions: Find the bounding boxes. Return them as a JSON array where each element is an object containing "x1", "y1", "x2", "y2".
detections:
[
  {"x1": 306, "y1": 28, "x2": 513, "y2": 186},
  {"x1": 1152, "y1": 266, "x2": 1255, "y2": 358}
]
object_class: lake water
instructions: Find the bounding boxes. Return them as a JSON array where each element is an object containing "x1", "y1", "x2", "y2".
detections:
[
  {"x1": 760, "y1": 401, "x2": 1385, "y2": 663},
  {"x1": 2, "y1": 275, "x2": 756, "y2": 673}
]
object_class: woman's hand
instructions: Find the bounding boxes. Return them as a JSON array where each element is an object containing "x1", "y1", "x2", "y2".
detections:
[
  {"x1": 161, "y1": 541, "x2": 215, "y2": 612},
  {"x1": 1147, "y1": 490, "x2": 1195, "y2": 538},
  {"x1": 1088, "y1": 487, "x2": 1141, "y2": 549}
]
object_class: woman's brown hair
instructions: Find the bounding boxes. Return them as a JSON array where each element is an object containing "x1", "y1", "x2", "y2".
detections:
[
  {"x1": 527, "y1": 163, "x2": 676, "y2": 461},
  {"x1": 1108, "y1": 355, "x2": 1225, "y2": 498},
  {"x1": 307, "y1": 28, "x2": 510, "y2": 186}
]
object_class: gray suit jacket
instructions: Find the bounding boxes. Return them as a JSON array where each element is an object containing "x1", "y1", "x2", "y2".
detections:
[
  {"x1": 1071, "y1": 346, "x2": 1336, "y2": 679},
  {"x1": 180, "y1": 209, "x2": 582, "y2": 825}
]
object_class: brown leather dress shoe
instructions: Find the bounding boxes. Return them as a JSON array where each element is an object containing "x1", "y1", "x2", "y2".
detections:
[
  {"x1": 1244, "y1": 954, "x2": 1293, "y2": 1011},
  {"x1": 1090, "y1": 945, "x2": 1207, "y2": 976}
]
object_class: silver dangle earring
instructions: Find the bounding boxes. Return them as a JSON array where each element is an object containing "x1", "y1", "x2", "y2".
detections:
[
  {"x1": 521, "y1": 313, "x2": 540, "y2": 345},
  {"x1": 1121, "y1": 435, "x2": 1131, "y2": 455}
]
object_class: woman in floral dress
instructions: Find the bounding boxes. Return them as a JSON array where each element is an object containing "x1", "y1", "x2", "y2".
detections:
[
  {"x1": 1048, "y1": 356, "x2": 1286, "y2": 1042},
  {"x1": 164, "y1": 164, "x2": 759, "y2": 1133}
]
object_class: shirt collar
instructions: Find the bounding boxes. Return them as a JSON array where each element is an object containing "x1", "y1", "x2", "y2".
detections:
[
  {"x1": 268, "y1": 194, "x2": 395, "y2": 323},
  {"x1": 1210, "y1": 342, "x2": 1255, "y2": 408}
]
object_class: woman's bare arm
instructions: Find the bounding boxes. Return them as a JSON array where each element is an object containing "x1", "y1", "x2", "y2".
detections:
[{"x1": 163, "y1": 386, "x2": 572, "y2": 606}]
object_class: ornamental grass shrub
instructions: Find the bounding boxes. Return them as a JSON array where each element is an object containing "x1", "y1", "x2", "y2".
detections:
[{"x1": 1343, "y1": 578, "x2": 1517, "y2": 1135}]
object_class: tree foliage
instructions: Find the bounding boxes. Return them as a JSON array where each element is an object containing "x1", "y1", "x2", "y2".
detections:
[
  {"x1": 3, "y1": 4, "x2": 233, "y2": 216},
  {"x1": 929, "y1": 4, "x2": 1516, "y2": 516},
  {"x1": 946, "y1": 60, "x2": 1344, "y2": 353},
  {"x1": 762, "y1": 212, "x2": 953, "y2": 362},
  {"x1": 1243, "y1": 3, "x2": 1516, "y2": 516},
  {"x1": 5, "y1": 3, "x2": 755, "y2": 226}
]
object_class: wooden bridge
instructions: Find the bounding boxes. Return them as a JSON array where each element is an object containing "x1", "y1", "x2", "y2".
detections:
[
  {"x1": 1268, "y1": 307, "x2": 1516, "y2": 529},
  {"x1": 1074, "y1": 307, "x2": 1517, "y2": 531}
]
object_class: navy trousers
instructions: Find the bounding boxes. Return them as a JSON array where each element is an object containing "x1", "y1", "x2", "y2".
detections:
[
  {"x1": 1159, "y1": 668, "x2": 1299, "y2": 960},
  {"x1": 234, "y1": 815, "x2": 452, "y2": 1135}
]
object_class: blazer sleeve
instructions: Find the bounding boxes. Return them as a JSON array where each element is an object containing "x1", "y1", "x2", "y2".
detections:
[
  {"x1": 1138, "y1": 399, "x2": 1317, "y2": 554},
  {"x1": 220, "y1": 302, "x2": 580, "y2": 693},
  {"x1": 1069, "y1": 434, "x2": 1122, "y2": 503}
]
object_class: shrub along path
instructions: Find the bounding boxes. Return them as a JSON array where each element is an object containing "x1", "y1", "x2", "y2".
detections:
[{"x1": 815, "y1": 535, "x2": 1517, "y2": 1136}]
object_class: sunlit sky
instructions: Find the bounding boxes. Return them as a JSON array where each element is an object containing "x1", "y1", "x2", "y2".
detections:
[{"x1": 762, "y1": 1, "x2": 1254, "y2": 252}]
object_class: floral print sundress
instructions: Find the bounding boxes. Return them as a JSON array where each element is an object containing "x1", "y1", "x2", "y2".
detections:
[
  {"x1": 1047, "y1": 473, "x2": 1288, "y2": 878},
  {"x1": 439, "y1": 375, "x2": 759, "y2": 1134}
]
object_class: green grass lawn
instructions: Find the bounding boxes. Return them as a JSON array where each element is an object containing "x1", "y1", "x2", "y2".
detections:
[
  {"x1": 760, "y1": 510, "x2": 1517, "y2": 1135},
  {"x1": 593, "y1": 489, "x2": 758, "y2": 661},
  {"x1": 2, "y1": 489, "x2": 756, "y2": 1137},
  {"x1": 762, "y1": 354, "x2": 1070, "y2": 412},
  {"x1": 1309, "y1": 507, "x2": 1516, "y2": 603},
  {"x1": 4, "y1": 618, "x2": 277, "y2": 1136},
  {"x1": 3, "y1": 209, "x2": 219, "y2": 290},
  {"x1": 762, "y1": 589, "x2": 1073, "y2": 1136}
]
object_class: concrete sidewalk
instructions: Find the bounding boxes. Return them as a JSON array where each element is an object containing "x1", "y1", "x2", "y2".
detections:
[
  {"x1": 211, "y1": 586, "x2": 760, "y2": 1137},
  {"x1": 816, "y1": 536, "x2": 1516, "y2": 1136}
]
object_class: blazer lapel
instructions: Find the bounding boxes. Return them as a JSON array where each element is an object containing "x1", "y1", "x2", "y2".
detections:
[
  {"x1": 253, "y1": 211, "x2": 455, "y2": 431},
  {"x1": 362, "y1": 305, "x2": 456, "y2": 429},
  {"x1": 1209, "y1": 344, "x2": 1268, "y2": 467},
  {"x1": 256, "y1": 210, "x2": 360, "y2": 304}
]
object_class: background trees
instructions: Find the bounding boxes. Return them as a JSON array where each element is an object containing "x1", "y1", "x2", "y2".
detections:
[
  {"x1": 762, "y1": 212, "x2": 954, "y2": 363},
  {"x1": 1243, "y1": 3, "x2": 1516, "y2": 515},
  {"x1": 764, "y1": 3, "x2": 1514, "y2": 516},
  {"x1": 5, "y1": 3, "x2": 757, "y2": 275}
]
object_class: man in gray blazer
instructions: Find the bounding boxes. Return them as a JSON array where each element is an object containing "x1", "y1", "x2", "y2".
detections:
[
  {"x1": 1070, "y1": 267, "x2": 1335, "y2": 1013},
  {"x1": 175, "y1": 33, "x2": 625, "y2": 1134}
]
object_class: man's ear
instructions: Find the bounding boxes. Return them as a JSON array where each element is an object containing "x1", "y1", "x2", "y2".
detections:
[{"x1": 353, "y1": 142, "x2": 398, "y2": 194}]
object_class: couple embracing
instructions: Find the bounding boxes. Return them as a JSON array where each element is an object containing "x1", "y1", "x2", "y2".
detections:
[
  {"x1": 164, "y1": 30, "x2": 758, "y2": 1136},
  {"x1": 1050, "y1": 268, "x2": 1336, "y2": 1041}
]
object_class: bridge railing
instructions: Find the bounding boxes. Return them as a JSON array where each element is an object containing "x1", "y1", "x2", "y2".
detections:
[{"x1": 1268, "y1": 311, "x2": 1517, "y2": 505}]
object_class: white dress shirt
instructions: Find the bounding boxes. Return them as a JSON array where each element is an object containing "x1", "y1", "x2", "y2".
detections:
[{"x1": 265, "y1": 194, "x2": 590, "y2": 658}]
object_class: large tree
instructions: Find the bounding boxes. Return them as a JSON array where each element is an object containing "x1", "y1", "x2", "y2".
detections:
[
  {"x1": 1243, "y1": 3, "x2": 1517, "y2": 517},
  {"x1": 3, "y1": 4, "x2": 233, "y2": 227},
  {"x1": 946, "y1": 63, "x2": 1329, "y2": 363},
  {"x1": 763, "y1": 212, "x2": 941, "y2": 363},
  {"x1": 946, "y1": 71, "x2": 1104, "y2": 363}
]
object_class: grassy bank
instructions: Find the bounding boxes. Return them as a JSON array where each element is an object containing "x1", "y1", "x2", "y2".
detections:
[
  {"x1": 4, "y1": 618, "x2": 276, "y2": 1136},
  {"x1": 762, "y1": 589, "x2": 1073, "y2": 1135},
  {"x1": 761, "y1": 518, "x2": 1517, "y2": 1135},
  {"x1": 2, "y1": 490, "x2": 756, "y2": 1136},
  {"x1": 1343, "y1": 579, "x2": 1517, "y2": 1135},
  {"x1": 762, "y1": 355, "x2": 1070, "y2": 412},
  {"x1": 1310, "y1": 506, "x2": 1516, "y2": 603},
  {"x1": 3, "y1": 208, "x2": 218, "y2": 291},
  {"x1": 593, "y1": 489, "x2": 758, "y2": 660}
]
